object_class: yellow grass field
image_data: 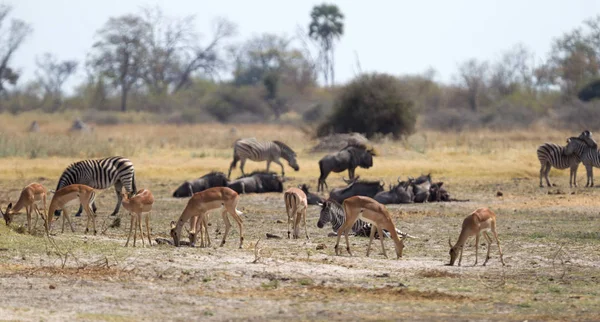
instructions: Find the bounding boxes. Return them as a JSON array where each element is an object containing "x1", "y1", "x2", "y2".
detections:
[{"x1": 0, "y1": 113, "x2": 599, "y2": 321}]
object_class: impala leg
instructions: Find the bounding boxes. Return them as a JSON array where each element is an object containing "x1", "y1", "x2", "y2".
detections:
[
  {"x1": 138, "y1": 212, "x2": 145, "y2": 248},
  {"x1": 303, "y1": 208, "x2": 309, "y2": 240},
  {"x1": 26, "y1": 205, "x2": 32, "y2": 234},
  {"x1": 64, "y1": 208, "x2": 75, "y2": 233},
  {"x1": 366, "y1": 224, "x2": 376, "y2": 257},
  {"x1": 125, "y1": 212, "x2": 134, "y2": 247},
  {"x1": 483, "y1": 231, "x2": 493, "y2": 266},
  {"x1": 32, "y1": 204, "x2": 40, "y2": 232},
  {"x1": 344, "y1": 227, "x2": 353, "y2": 256},
  {"x1": 458, "y1": 246, "x2": 464, "y2": 267},
  {"x1": 474, "y1": 232, "x2": 480, "y2": 266},
  {"x1": 133, "y1": 214, "x2": 138, "y2": 247},
  {"x1": 146, "y1": 212, "x2": 152, "y2": 246},
  {"x1": 220, "y1": 210, "x2": 231, "y2": 247},
  {"x1": 285, "y1": 199, "x2": 292, "y2": 239},
  {"x1": 492, "y1": 224, "x2": 505, "y2": 266},
  {"x1": 225, "y1": 201, "x2": 244, "y2": 249},
  {"x1": 377, "y1": 225, "x2": 388, "y2": 259}
]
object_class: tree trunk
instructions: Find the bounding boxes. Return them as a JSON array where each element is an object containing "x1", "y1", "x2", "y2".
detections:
[
  {"x1": 330, "y1": 45, "x2": 335, "y2": 86},
  {"x1": 120, "y1": 85, "x2": 128, "y2": 112}
]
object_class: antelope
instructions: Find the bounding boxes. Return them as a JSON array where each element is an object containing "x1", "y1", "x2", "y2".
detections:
[
  {"x1": 1, "y1": 183, "x2": 48, "y2": 233},
  {"x1": 190, "y1": 212, "x2": 211, "y2": 248},
  {"x1": 284, "y1": 187, "x2": 309, "y2": 240},
  {"x1": 334, "y1": 196, "x2": 406, "y2": 259},
  {"x1": 47, "y1": 184, "x2": 97, "y2": 234},
  {"x1": 447, "y1": 208, "x2": 505, "y2": 266},
  {"x1": 170, "y1": 187, "x2": 244, "y2": 248},
  {"x1": 121, "y1": 189, "x2": 155, "y2": 247}
]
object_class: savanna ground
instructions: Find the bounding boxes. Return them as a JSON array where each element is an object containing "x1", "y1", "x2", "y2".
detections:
[{"x1": 0, "y1": 114, "x2": 599, "y2": 321}]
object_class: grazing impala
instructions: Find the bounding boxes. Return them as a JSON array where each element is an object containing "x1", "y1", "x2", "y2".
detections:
[
  {"x1": 284, "y1": 187, "x2": 309, "y2": 239},
  {"x1": 448, "y1": 208, "x2": 505, "y2": 266},
  {"x1": 334, "y1": 196, "x2": 406, "y2": 259},
  {"x1": 1, "y1": 183, "x2": 48, "y2": 233},
  {"x1": 170, "y1": 187, "x2": 244, "y2": 248},
  {"x1": 121, "y1": 189, "x2": 155, "y2": 247},
  {"x1": 48, "y1": 184, "x2": 97, "y2": 234},
  {"x1": 189, "y1": 213, "x2": 211, "y2": 248}
]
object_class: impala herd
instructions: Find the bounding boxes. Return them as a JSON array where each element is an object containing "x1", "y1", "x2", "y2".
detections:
[{"x1": 1, "y1": 150, "x2": 511, "y2": 268}]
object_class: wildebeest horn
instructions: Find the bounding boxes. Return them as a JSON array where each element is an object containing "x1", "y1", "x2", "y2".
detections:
[{"x1": 397, "y1": 176, "x2": 401, "y2": 183}]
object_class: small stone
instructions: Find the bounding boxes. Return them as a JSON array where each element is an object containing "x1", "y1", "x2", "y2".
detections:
[
  {"x1": 276, "y1": 219, "x2": 284, "y2": 224},
  {"x1": 496, "y1": 191, "x2": 503, "y2": 197},
  {"x1": 316, "y1": 243, "x2": 327, "y2": 250},
  {"x1": 49, "y1": 284, "x2": 56, "y2": 290}
]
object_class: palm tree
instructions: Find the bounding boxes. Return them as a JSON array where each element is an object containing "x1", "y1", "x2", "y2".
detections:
[{"x1": 308, "y1": 4, "x2": 344, "y2": 87}]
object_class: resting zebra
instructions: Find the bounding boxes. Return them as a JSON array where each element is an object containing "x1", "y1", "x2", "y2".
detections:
[
  {"x1": 227, "y1": 138, "x2": 299, "y2": 179},
  {"x1": 317, "y1": 199, "x2": 414, "y2": 239},
  {"x1": 566, "y1": 135, "x2": 600, "y2": 187},
  {"x1": 54, "y1": 156, "x2": 137, "y2": 217},
  {"x1": 537, "y1": 131, "x2": 597, "y2": 187}
]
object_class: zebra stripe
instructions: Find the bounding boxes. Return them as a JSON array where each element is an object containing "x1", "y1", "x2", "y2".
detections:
[
  {"x1": 228, "y1": 138, "x2": 298, "y2": 178},
  {"x1": 317, "y1": 199, "x2": 413, "y2": 238},
  {"x1": 566, "y1": 137, "x2": 600, "y2": 187},
  {"x1": 56, "y1": 156, "x2": 136, "y2": 217},
  {"x1": 537, "y1": 140, "x2": 581, "y2": 188}
]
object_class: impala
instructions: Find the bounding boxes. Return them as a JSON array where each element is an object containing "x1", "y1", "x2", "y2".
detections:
[
  {"x1": 189, "y1": 213, "x2": 211, "y2": 248},
  {"x1": 121, "y1": 189, "x2": 155, "y2": 247},
  {"x1": 284, "y1": 187, "x2": 309, "y2": 239},
  {"x1": 170, "y1": 187, "x2": 244, "y2": 248},
  {"x1": 1, "y1": 182, "x2": 48, "y2": 233},
  {"x1": 334, "y1": 196, "x2": 406, "y2": 259},
  {"x1": 448, "y1": 208, "x2": 505, "y2": 266},
  {"x1": 47, "y1": 184, "x2": 97, "y2": 234}
]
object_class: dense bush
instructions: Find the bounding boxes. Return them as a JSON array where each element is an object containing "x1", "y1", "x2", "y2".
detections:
[{"x1": 317, "y1": 73, "x2": 416, "y2": 138}]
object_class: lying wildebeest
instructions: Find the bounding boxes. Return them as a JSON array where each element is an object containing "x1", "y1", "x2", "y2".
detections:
[
  {"x1": 411, "y1": 174, "x2": 432, "y2": 203},
  {"x1": 317, "y1": 144, "x2": 376, "y2": 192},
  {"x1": 227, "y1": 171, "x2": 283, "y2": 194},
  {"x1": 428, "y1": 181, "x2": 450, "y2": 202},
  {"x1": 328, "y1": 176, "x2": 384, "y2": 204},
  {"x1": 317, "y1": 199, "x2": 415, "y2": 239},
  {"x1": 374, "y1": 178, "x2": 415, "y2": 204},
  {"x1": 299, "y1": 184, "x2": 325, "y2": 205},
  {"x1": 172, "y1": 172, "x2": 229, "y2": 198}
]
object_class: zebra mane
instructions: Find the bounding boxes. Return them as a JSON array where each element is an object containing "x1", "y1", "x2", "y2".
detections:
[{"x1": 273, "y1": 140, "x2": 297, "y2": 157}]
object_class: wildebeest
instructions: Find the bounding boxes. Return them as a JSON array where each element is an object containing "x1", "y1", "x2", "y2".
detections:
[
  {"x1": 172, "y1": 172, "x2": 229, "y2": 198},
  {"x1": 374, "y1": 178, "x2": 415, "y2": 204},
  {"x1": 428, "y1": 182, "x2": 450, "y2": 202},
  {"x1": 328, "y1": 176, "x2": 384, "y2": 204},
  {"x1": 299, "y1": 184, "x2": 325, "y2": 205},
  {"x1": 317, "y1": 144, "x2": 376, "y2": 192},
  {"x1": 412, "y1": 174, "x2": 432, "y2": 203},
  {"x1": 227, "y1": 171, "x2": 283, "y2": 194}
]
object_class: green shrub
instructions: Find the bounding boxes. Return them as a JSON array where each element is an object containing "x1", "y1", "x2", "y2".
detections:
[{"x1": 317, "y1": 73, "x2": 416, "y2": 138}]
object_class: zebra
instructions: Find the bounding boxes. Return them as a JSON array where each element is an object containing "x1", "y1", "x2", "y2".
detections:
[
  {"x1": 317, "y1": 199, "x2": 415, "y2": 239},
  {"x1": 54, "y1": 156, "x2": 137, "y2": 217},
  {"x1": 537, "y1": 130, "x2": 597, "y2": 188},
  {"x1": 227, "y1": 138, "x2": 299, "y2": 179},
  {"x1": 566, "y1": 135, "x2": 600, "y2": 187}
]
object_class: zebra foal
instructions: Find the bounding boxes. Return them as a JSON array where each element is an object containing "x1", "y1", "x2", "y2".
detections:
[
  {"x1": 227, "y1": 138, "x2": 299, "y2": 179},
  {"x1": 54, "y1": 156, "x2": 137, "y2": 217},
  {"x1": 537, "y1": 130, "x2": 596, "y2": 187}
]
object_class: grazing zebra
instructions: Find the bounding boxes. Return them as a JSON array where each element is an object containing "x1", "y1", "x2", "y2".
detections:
[
  {"x1": 537, "y1": 131, "x2": 597, "y2": 187},
  {"x1": 227, "y1": 138, "x2": 299, "y2": 179},
  {"x1": 54, "y1": 156, "x2": 137, "y2": 217},
  {"x1": 566, "y1": 136, "x2": 600, "y2": 187},
  {"x1": 317, "y1": 199, "x2": 414, "y2": 239}
]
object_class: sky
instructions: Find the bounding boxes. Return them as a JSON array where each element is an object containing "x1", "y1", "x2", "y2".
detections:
[{"x1": 8, "y1": 0, "x2": 600, "y2": 92}]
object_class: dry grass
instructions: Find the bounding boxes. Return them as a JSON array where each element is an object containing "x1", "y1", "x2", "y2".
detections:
[{"x1": 0, "y1": 116, "x2": 599, "y2": 320}]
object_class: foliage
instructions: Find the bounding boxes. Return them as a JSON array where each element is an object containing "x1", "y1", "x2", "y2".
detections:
[
  {"x1": 578, "y1": 78, "x2": 600, "y2": 102},
  {"x1": 0, "y1": 4, "x2": 33, "y2": 94},
  {"x1": 317, "y1": 73, "x2": 416, "y2": 138},
  {"x1": 308, "y1": 3, "x2": 344, "y2": 86}
]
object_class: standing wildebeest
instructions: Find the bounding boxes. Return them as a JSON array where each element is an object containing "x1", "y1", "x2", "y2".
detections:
[
  {"x1": 374, "y1": 178, "x2": 415, "y2": 204},
  {"x1": 317, "y1": 145, "x2": 375, "y2": 192},
  {"x1": 227, "y1": 171, "x2": 283, "y2": 194},
  {"x1": 172, "y1": 172, "x2": 229, "y2": 198},
  {"x1": 228, "y1": 138, "x2": 299, "y2": 179},
  {"x1": 299, "y1": 184, "x2": 325, "y2": 205},
  {"x1": 538, "y1": 130, "x2": 596, "y2": 187},
  {"x1": 328, "y1": 176, "x2": 384, "y2": 204}
]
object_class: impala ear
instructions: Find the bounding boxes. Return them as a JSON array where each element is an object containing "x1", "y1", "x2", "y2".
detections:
[
  {"x1": 6, "y1": 203, "x2": 12, "y2": 211},
  {"x1": 170, "y1": 221, "x2": 176, "y2": 230}
]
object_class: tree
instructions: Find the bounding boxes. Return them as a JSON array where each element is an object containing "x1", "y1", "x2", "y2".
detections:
[
  {"x1": 140, "y1": 7, "x2": 236, "y2": 94},
  {"x1": 456, "y1": 58, "x2": 489, "y2": 111},
  {"x1": 308, "y1": 3, "x2": 344, "y2": 87},
  {"x1": 317, "y1": 73, "x2": 416, "y2": 139},
  {"x1": 87, "y1": 14, "x2": 149, "y2": 112},
  {"x1": 35, "y1": 53, "x2": 77, "y2": 111},
  {"x1": 0, "y1": 4, "x2": 33, "y2": 95},
  {"x1": 489, "y1": 44, "x2": 535, "y2": 97}
]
